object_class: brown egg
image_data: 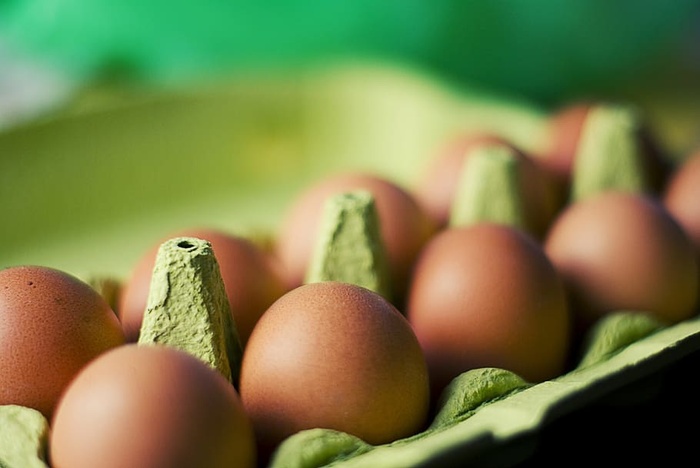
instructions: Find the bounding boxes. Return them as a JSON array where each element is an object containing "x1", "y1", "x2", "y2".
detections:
[
  {"x1": 544, "y1": 191, "x2": 699, "y2": 337},
  {"x1": 664, "y1": 148, "x2": 700, "y2": 257},
  {"x1": 0, "y1": 265, "x2": 125, "y2": 420},
  {"x1": 536, "y1": 101, "x2": 672, "y2": 206},
  {"x1": 406, "y1": 223, "x2": 571, "y2": 399},
  {"x1": 413, "y1": 133, "x2": 508, "y2": 228},
  {"x1": 273, "y1": 172, "x2": 437, "y2": 304},
  {"x1": 118, "y1": 228, "x2": 288, "y2": 346},
  {"x1": 536, "y1": 101, "x2": 592, "y2": 193},
  {"x1": 412, "y1": 133, "x2": 560, "y2": 239},
  {"x1": 239, "y1": 281, "x2": 430, "y2": 459},
  {"x1": 50, "y1": 344, "x2": 256, "y2": 468}
]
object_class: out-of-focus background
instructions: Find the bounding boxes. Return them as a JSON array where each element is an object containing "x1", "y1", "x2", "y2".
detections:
[
  {"x1": 1, "y1": 0, "x2": 700, "y2": 277},
  {"x1": 2, "y1": 1, "x2": 699, "y2": 139}
]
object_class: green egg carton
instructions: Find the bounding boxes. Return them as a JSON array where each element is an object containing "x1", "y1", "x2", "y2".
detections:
[
  {"x1": 270, "y1": 311, "x2": 700, "y2": 467},
  {"x1": 1, "y1": 62, "x2": 699, "y2": 467}
]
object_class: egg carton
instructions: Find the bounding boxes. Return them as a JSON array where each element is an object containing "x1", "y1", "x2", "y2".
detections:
[
  {"x1": 1, "y1": 63, "x2": 699, "y2": 467},
  {"x1": 270, "y1": 311, "x2": 700, "y2": 466}
]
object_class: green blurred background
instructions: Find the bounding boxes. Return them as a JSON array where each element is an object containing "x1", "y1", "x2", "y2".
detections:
[
  {"x1": 1, "y1": 0, "x2": 699, "y2": 108},
  {"x1": 1, "y1": 0, "x2": 700, "y2": 278}
]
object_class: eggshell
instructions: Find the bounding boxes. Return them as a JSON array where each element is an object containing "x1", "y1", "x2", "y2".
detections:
[
  {"x1": 406, "y1": 223, "x2": 571, "y2": 399},
  {"x1": 544, "y1": 191, "x2": 699, "y2": 336},
  {"x1": 273, "y1": 172, "x2": 437, "y2": 304},
  {"x1": 664, "y1": 149, "x2": 700, "y2": 257},
  {"x1": 413, "y1": 133, "x2": 508, "y2": 228},
  {"x1": 536, "y1": 101, "x2": 672, "y2": 204},
  {"x1": 49, "y1": 344, "x2": 256, "y2": 468},
  {"x1": 0, "y1": 265, "x2": 125, "y2": 420},
  {"x1": 239, "y1": 281, "x2": 430, "y2": 458},
  {"x1": 536, "y1": 101, "x2": 592, "y2": 191},
  {"x1": 412, "y1": 133, "x2": 560, "y2": 239},
  {"x1": 118, "y1": 228, "x2": 287, "y2": 346}
]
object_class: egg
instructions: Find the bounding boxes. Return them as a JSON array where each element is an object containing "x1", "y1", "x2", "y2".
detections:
[
  {"x1": 412, "y1": 133, "x2": 560, "y2": 239},
  {"x1": 239, "y1": 281, "x2": 430, "y2": 459},
  {"x1": 536, "y1": 101, "x2": 672, "y2": 205},
  {"x1": 664, "y1": 148, "x2": 700, "y2": 258},
  {"x1": 118, "y1": 228, "x2": 288, "y2": 347},
  {"x1": 544, "y1": 191, "x2": 699, "y2": 338},
  {"x1": 50, "y1": 344, "x2": 256, "y2": 468},
  {"x1": 412, "y1": 133, "x2": 509, "y2": 228},
  {"x1": 535, "y1": 101, "x2": 591, "y2": 205},
  {"x1": 406, "y1": 223, "x2": 571, "y2": 399},
  {"x1": 273, "y1": 172, "x2": 437, "y2": 305},
  {"x1": 0, "y1": 265, "x2": 125, "y2": 420}
]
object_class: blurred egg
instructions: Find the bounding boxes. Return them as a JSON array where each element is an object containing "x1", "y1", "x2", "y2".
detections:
[
  {"x1": 536, "y1": 101, "x2": 592, "y2": 194},
  {"x1": 664, "y1": 148, "x2": 700, "y2": 257},
  {"x1": 50, "y1": 344, "x2": 256, "y2": 468},
  {"x1": 0, "y1": 265, "x2": 125, "y2": 420},
  {"x1": 406, "y1": 223, "x2": 571, "y2": 399},
  {"x1": 273, "y1": 172, "x2": 437, "y2": 304},
  {"x1": 239, "y1": 281, "x2": 430, "y2": 458},
  {"x1": 412, "y1": 133, "x2": 560, "y2": 239},
  {"x1": 536, "y1": 101, "x2": 672, "y2": 206},
  {"x1": 118, "y1": 228, "x2": 288, "y2": 347},
  {"x1": 412, "y1": 133, "x2": 508, "y2": 228},
  {"x1": 545, "y1": 191, "x2": 699, "y2": 337}
]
